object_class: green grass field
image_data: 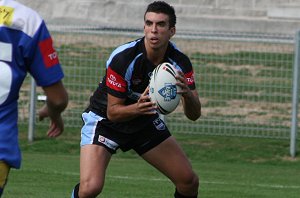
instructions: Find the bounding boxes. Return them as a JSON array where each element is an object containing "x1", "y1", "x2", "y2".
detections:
[{"x1": 3, "y1": 125, "x2": 300, "y2": 198}]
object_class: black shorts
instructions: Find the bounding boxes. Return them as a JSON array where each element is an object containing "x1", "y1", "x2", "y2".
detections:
[{"x1": 80, "y1": 111, "x2": 171, "y2": 155}]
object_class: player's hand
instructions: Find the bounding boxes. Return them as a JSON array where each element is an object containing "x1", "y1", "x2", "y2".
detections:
[
  {"x1": 47, "y1": 116, "x2": 64, "y2": 138},
  {"x1": 38, "y1": 104, "x2": 64, "y2": 137},
  {"x1": 176, "y1": 70, "x2": 192, "y2": 98},
  {"x1": 137, "y1": 87, "x2": 157, "y2": 114}
]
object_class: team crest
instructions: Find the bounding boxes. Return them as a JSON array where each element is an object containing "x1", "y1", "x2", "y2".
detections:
[
  {"x1": 158, "y1": 83, "x2": 177, "y2": 101},
  {"x1": 153, "y1": 118, "x2": 165, "y2": 131}
]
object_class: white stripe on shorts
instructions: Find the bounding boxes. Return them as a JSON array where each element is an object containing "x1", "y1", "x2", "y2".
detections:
[{"x1": 80, "y1": 111, "x2": 103, "y2": 146}]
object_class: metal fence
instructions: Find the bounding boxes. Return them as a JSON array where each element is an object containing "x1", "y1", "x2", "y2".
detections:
[{"x1": 19, "y1": 26, "x2": 299, "y2": 154}]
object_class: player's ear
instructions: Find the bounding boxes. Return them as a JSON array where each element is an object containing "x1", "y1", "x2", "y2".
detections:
[{"x1": 170, "y1": 27, "x2": 176, "y2": 38}]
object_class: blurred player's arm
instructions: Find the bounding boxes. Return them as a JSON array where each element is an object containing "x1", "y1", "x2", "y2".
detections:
[{"x1": 38, "y1": 81, "x2": 68, "y2": 137}]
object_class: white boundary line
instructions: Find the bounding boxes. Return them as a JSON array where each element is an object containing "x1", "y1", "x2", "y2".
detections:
[
  {"x1": 21, "y1": 168, "x2": 300, "y2": 190},
  {"x1": 107, "y1": 175, "x2": 300, "y2": 189}
]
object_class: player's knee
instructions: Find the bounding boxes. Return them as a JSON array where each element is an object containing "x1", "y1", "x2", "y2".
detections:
[
  {"x1": 186, "y1": 172, "x2": 199, "y2": 190},
  {"x1": 177, "y1": 171, "x2": 199, "y2": 192},
  {"x1": 79, "y1": 180, "x2": 103, "y2": 197},
  {"x1": 191, "y1": 173, "x2": 199, "y2": 190}
]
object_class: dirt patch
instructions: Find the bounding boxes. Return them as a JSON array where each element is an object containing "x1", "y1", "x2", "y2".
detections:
[{"x1": 52, "y1": 32, "x2": 294, "y2": 55}]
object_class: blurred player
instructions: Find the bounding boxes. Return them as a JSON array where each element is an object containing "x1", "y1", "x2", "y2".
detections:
[
  {"x1": 0, "y1": 0, "x2": 68, "y2": 196},
  {"x1": 71, "y1": 1, "x2": 201, "y2": 197}
]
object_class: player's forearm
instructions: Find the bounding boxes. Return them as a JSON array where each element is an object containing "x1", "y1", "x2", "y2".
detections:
[
  {"x1": 42, "y1": 81, "x2": 68, "y2": 120},
  {"x1": 107, "y1": 100, "x2": 156, "y2": 122},
  {"x1": 107, "y1": 103, "x2": 140, "y2": 122},
  {"x1": 107, "y1": 88, "x2": 156, "y2": 122},
  {"x1": 182, "y1": 90, "x2": 201, "y2": 121}
]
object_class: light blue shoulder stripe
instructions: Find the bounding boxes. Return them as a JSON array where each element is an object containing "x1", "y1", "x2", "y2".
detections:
[
  {"x1": 168, "y1": 41, "x2": 183, "y2": 71},
  {"x1": 168, "y1": 57, "x2": 183, "y2": 72},
  {"x1": 125, "y1": 53, "x2": 143, "y2": 89},
  {"x1": 106, "y1": 39, "x2": 141, "y2": 68}
]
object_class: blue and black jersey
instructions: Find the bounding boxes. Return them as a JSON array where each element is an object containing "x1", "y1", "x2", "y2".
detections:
[{"x1": 87, "y1": 37, "x2": 196, "y2": 133}]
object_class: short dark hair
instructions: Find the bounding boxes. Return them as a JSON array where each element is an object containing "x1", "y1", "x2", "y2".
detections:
[{"x1": 144, "y1": 1, "x2": 176, "y2": 28}]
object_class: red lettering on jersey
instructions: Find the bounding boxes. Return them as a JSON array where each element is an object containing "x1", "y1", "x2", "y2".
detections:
[
  {"x1": 38, "y1": 37, "x2": 59, "y2": 68},
  {"x1": 106, "y1": 67, "x2": 127, "y2": 92},
  {"x1": 185, "y1": 71, "x2": 195, "y2": 85}
]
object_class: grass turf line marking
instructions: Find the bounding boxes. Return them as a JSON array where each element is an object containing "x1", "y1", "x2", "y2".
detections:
[{"x1": 20, "y1": 168, "x2": 300, "y2": 190}]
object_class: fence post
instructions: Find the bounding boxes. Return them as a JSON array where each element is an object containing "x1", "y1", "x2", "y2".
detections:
[
  {"x1": 290, "y1": 30, "x2": 300, "y2": 157},
  {"x1": 28, "y1": 77, "x2": 36, "y2": 143}
]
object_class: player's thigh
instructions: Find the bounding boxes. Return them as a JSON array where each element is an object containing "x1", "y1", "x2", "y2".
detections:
[
  {"x1": 141, "y1": 136, "x2": 195, "y2": 182},
  {"x1": 80, "y1": 144, "x2": 112, "y2": 185}
]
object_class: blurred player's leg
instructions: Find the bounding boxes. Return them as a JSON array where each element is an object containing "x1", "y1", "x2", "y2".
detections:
[{"x1": 0, "y1": 161, "x2": 10, "y2": 197}]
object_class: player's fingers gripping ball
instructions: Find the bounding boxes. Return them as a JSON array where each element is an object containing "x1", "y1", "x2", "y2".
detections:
[{"x1": 149, "y1": 62, "x2": 182, "y2": 115}]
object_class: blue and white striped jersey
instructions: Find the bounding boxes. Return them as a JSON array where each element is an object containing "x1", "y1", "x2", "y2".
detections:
[{"x1": 0, "y1": 0, "x2": 64, "y2": 168}]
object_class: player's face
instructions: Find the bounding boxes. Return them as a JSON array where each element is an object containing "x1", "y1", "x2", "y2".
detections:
[{"x1": 144, "y1": 12, "x2": 175, "y2": 50}]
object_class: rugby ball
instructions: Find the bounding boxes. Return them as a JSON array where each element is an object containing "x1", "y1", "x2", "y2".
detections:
[{"x1": 149, "y1": 62, "x2": 181, "y2": 115}]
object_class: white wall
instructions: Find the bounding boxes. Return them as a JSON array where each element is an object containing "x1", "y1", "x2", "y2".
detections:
[{"x1": 19, "y1": 0, "x2": 300, "y2": 34}]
